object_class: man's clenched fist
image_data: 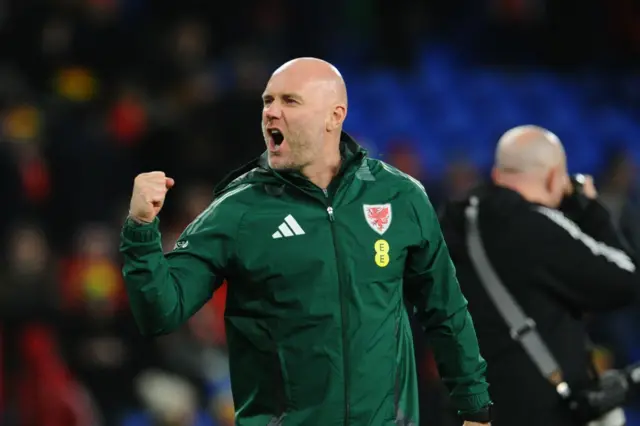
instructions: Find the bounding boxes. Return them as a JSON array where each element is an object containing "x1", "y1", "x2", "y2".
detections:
[{"x1": 129, "y1": 172, "x2": 175, "y2": 223}]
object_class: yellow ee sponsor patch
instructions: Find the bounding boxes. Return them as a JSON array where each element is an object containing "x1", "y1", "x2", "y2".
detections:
[{"x1": 374, "y1": 239, "x2": 389, "y2": 267}]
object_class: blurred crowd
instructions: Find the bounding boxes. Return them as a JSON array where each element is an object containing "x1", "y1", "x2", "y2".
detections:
[{"x1": 0, "y1": 0, "x2": 640, "y2": 425}]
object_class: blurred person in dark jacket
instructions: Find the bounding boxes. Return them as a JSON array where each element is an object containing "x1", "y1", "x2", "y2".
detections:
[{"x1": 439, "y1": 125, "x2": 639, "y2": 426}]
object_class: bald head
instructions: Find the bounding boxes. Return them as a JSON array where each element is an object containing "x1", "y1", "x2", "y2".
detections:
[
  {"x1": 271, "y1": 57, "x2": 348, "y2": 107},
  {"x1": 493, "y1": 125, "x2": 570, "y2": 208},
  {"x1": 495, "y1": 125, "x2": 566, "y2": 174}
]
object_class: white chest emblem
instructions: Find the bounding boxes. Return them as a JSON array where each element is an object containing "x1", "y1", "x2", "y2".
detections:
[{"x1": 363, "y1": 204, "x2": 392, "y2": 235}]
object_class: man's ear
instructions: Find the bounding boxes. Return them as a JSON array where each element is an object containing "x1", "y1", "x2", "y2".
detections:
[
  {"x1": 327, "y1": 104, "x2": 347, "y2": 131},
  {"x1": 545, "y1": 166, "x2": 559, "y2": 194},
  {"x1": 490, "y1": 167, "x2": 500, "y2": 184}
]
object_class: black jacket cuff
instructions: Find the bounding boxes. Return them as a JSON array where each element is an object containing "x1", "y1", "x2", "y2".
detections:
[{"x1": 459, "y1": 403, "x2": 493, "y2": 423}]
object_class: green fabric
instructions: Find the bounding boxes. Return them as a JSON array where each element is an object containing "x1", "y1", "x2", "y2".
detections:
[{"x1": 120, "y1": 132, "x2": 491, "y2": 425}]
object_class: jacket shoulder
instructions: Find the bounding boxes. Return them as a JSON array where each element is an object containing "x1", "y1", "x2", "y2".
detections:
[
  {"x1": 185, "y1": 177, "x2": 259, "y2": 236},
  {"x1": 367, "y1": 158, "x2": 428, "y2": 197},
  {"x1": 217, "y1": 166, "x2": 279, "y2": 202},
  {"x1": 220, "y1": 165, "x2": 271, "y2": 191}
]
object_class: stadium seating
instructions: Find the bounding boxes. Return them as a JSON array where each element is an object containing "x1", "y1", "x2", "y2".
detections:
[{"x1": 342, "y1": 46, "x2": 640, "y2": 178}]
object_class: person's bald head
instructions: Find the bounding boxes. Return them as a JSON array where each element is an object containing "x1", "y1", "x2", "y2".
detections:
[
  {"x1": 495, "y1": 125, "x2": 565, "y2": 173},
  {"x1": 261, "y1": 57, "x2": 348, "y2": 173},
  {"x1": 271, "y1": 57, "x2": 348, "y2": 108},
  {"x1": 492, "y1": 125, "x2": 570, "y2": 208}
]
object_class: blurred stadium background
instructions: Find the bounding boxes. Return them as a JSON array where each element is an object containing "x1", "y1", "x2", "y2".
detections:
[{"x1": 1, "y1": 0, "x2": 639, "y2": 425}]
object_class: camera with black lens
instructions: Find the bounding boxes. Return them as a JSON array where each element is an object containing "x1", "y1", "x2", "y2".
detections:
[
  {"x1": 567, "y1": 173, "x2": 590, "y2": 208},
  {"x1": 571, "y1": 173, "x2": 587, "y2": 193}
]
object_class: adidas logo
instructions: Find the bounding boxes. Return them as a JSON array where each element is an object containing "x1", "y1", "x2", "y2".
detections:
[{"x1": 272, "y1": 214, "x2": 305, "y2": 239}]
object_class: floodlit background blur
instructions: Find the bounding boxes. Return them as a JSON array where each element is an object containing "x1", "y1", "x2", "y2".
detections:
[{"x1": 1, "y1": 0, "x2": 639, "y2": 425}]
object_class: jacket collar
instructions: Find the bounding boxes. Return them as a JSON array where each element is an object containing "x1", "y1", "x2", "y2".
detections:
[{"x1": 215, "y1": 131, "x2": 367, "y2": 195}]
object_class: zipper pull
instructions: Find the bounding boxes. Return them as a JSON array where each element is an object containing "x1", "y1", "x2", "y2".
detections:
[
  {"x1": 322, "y1": 188, "x2": 329, "y2": 198},
  {"x1": 327, "y1": 206, "x2": 335, "y2": 221}
]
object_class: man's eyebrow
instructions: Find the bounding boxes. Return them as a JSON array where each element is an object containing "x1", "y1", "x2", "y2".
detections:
[{"x1": 262, "y1": 92, "x2": 302, "y2": 100}]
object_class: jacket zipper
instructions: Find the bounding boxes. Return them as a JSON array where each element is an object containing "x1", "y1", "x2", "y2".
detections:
[{"x1": 323, "y1": 188, "x2": 349, "y2": 425}]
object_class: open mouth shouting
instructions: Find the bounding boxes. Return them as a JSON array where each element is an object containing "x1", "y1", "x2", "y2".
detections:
[{"x1": 267, "y1": 127, "x2": 285, "y2": 152}]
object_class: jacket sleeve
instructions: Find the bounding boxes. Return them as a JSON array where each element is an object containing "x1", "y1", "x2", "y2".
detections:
[
  {"x1": 516, "y1": 203, "x2": 638, "y2": 311},
  {"x1": 120, "y1": 196, "x2": 242, "y2": 336},
  {"x1": 562, "y1": 196, "x2": 635, "y2": 253},
  {"x1": 403, "y1": 183, "x2": 491, "y2": 415}
]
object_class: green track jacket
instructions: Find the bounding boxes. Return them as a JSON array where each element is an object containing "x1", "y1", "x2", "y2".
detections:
[{"x1": 120, "y1": 132, "x2": 491, "y2": 426}]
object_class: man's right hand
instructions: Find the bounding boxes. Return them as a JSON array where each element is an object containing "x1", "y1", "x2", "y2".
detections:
[
  {"x1": 580, "y1": 175, "x2": 598, "y2": 199},
  {"x1": 565, "y1": 174, "x2": 598, "y2": 200},
  {"x1": 129, "y1": 172, "x2": 175, "y2": 223}
]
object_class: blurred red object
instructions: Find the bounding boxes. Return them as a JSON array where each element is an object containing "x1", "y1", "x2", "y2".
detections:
[
  {"x1": 423, "y1": 348, "x2": 440, "y2": 380},
  {"x1": 107, "y1": 95, "x2": 147, "y2": 146},
  {"x1": 386, "y1": 141, "x2": 424, "y2": 181},
  {"x1": 211, "y1": 282, "x2": 227, "y2": 344},
  {"x1": 18, "y1": 324, "x2": 99, "y2": 426},
  {"x1": 188, "y1": 282, "x2": 227, "y2": 346},
  {"x1": 20, "y1": 154, "x2": 51, "y2": 204}
]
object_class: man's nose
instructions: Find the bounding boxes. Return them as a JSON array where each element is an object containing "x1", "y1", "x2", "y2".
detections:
[{"x1": 264, "y1": 102, "x2": 282, "y2": 119}]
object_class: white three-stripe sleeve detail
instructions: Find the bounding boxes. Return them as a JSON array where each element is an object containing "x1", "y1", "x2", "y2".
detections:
[{"x1": 536, "y1": 206, "x2": 636, "y2": 272}]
